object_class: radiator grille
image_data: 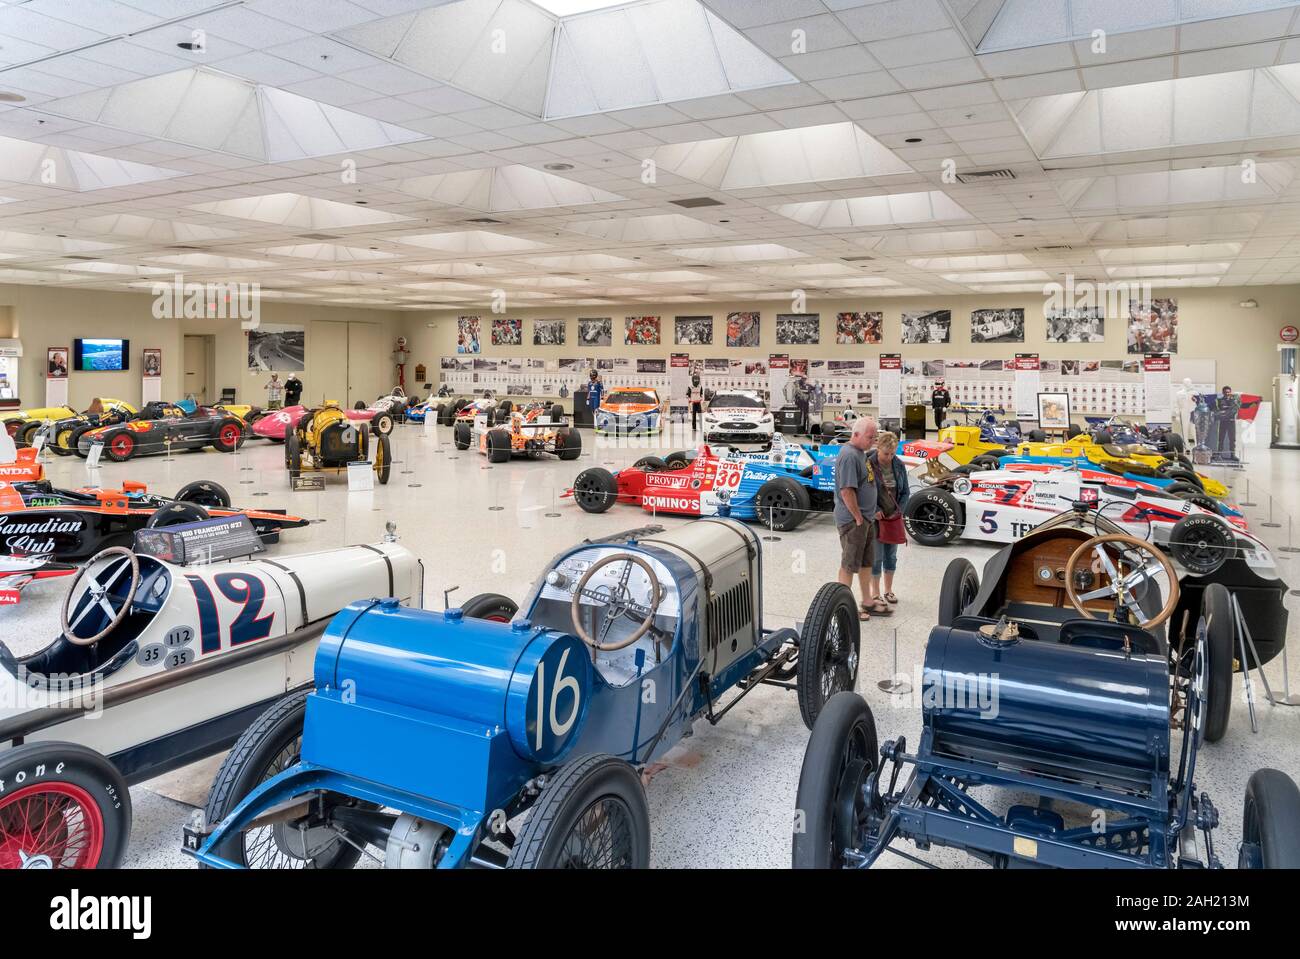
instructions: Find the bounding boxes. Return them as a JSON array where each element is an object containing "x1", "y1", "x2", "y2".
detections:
[{"x1": 707, "y1": 578, "x2": 753, "y2": 650}]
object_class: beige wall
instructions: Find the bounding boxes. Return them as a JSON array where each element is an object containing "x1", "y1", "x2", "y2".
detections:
[
  {"x1": 397, "y1": 285, "x2": 1300, "y2": 397},
  {"x1": 0, "y1": 284, "x2": 401, "y2": 412}
]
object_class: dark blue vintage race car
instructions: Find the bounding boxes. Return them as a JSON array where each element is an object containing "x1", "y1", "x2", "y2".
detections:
[
  {"x1": 185, "y1": 520, "x2": 859, "y2": 868},
  {"x1": 794, "y1": 508, "x2": 1300, "y2": 869}
]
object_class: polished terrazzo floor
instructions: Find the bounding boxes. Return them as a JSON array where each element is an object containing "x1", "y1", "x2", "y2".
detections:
[{"x1": 8, "y1": 419, "x2": 1300, "y2": 869}]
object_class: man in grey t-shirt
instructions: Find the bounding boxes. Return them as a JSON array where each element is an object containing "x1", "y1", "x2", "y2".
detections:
[{"x1": 835, "y1": 417, "x2": 885, "y2": 619}]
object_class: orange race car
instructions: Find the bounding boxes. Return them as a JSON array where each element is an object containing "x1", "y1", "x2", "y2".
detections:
[
  {"x1": 454, "y1": 403, "x2": 581, "y2": 463},
  {"x1": 0, "y1": 448, "x2": 44, "y2": 483}
]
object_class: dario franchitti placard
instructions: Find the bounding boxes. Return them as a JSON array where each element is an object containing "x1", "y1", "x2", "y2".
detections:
[{"x1": 0, "y1": 513, "x2": 87, "y2": 556}]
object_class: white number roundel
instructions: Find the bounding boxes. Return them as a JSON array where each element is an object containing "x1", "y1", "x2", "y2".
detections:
[{"x1": 523, "y1": 635, "x2": 590, "y2": 763}]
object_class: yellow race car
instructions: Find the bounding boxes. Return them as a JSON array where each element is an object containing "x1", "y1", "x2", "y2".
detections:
[{"x1": 902, "y1": 424, "x2": 1230, "y2": 499}]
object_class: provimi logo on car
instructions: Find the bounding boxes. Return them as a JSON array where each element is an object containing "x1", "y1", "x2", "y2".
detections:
[{"x1": 49, "y1": 890, "x2": 151, "y2": 939}]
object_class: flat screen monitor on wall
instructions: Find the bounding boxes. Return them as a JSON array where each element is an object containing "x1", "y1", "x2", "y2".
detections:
[{"x1": 74, "y1": 338, "x2": 130, "y2": 372}]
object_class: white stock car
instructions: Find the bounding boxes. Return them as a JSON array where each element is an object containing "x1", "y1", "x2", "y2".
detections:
[
  {"x1": 902, "y1": 461, "x2": 1275, "y2": 577},
  {"x1": 0, "y1": 538, "x2": 421, "y2": 869},
  {"x1": 703, "y1": 390, "x2": 775, "y2": 446}
]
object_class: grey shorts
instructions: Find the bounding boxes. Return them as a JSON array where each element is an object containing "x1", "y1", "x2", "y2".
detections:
[{"x1": 838, "y1": 520, "x2": 875, "y2": 572}]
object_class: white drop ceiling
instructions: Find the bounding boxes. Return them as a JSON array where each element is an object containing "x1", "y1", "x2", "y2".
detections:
[{"x1": 0, "y1": 0, "x2": 1298, "y2": 309}]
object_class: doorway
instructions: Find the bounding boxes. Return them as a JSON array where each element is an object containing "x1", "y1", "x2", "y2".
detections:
[
  {"x1": 183, "y1": 334, "x2": 215, "y2": 405},
  {"x1": 309, "y1": 321, "x2": 388, "y2": 408}
]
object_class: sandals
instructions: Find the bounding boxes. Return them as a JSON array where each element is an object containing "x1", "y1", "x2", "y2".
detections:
[
  {"x1": 884, "y1": 592, "x2": 898, "y2": 605},
  {"x1": 868, "y1": 599, "x2": 893, "y2": 616},
  {"x1": 857, "y1": 602, "x2": 872, "y2": 622}
]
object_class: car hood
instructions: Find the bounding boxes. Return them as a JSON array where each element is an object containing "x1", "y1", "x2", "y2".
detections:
[{"x1": 600, "y1": 403, "x2": 659, "y2": 415}]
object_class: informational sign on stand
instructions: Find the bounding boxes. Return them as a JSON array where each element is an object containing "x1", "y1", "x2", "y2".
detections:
[
  {"x1": 669, "y1": 353, "x2": 691, "y2": 404},
  {"x1": 292, "y1": 474, "x2": 325, "y2": 492},
  {"x1": 134, "y1": 514, "x2": 265, "y2": 565},
  {"x1": 85, "y1": 441, "x2": 103, "y2": 470},
  {"x1": 45, "y1": 375, "x2": 68, "y2": 408},
  {"x1": 1143, "y1": 353, "x2": 1173, "y2": 424},
  {"x1": 878, "y1": 354, "x2": 902, "y2": 422},
  {"x1": 142, "y1": 348, "x2": 163, "y2": 403},
  {"x1": 347, "y1": 461, "x2": 374, "y2": 492},
  {"x1": 1013, "y1": 354, "x2": 1041, "y2": 420},
  {"x1": 768, "y1": 354, "x2": 790, "y2": 407}
]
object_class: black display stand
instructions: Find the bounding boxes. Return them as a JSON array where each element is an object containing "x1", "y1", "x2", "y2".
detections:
[
  {"x1": 572, "y1": 386, "x2": 595, "y2": 428},
  {"x1": 904, "y1": 404, "x2": 927, "y2": 440}
]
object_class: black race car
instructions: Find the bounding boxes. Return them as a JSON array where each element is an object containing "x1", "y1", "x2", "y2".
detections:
[
  {"x1": 75, "y1": 402, "x2": 246, "y2": 461},
  {"x1": 45, "y1": 400, "x2": 138, "y2": 456},
  {"x1": 0, "y1": 478, "x2": 308, "y2": 561}
]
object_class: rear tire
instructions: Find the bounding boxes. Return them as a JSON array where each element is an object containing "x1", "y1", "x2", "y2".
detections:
[
  {"x1": 1026, "y1": 429, "x2": 1046, "y2": 442},
  {"x1": 17, "y1": 420, "x2": 41, "y2": 448},
  {"x1": 486, "y1": 429, "x2": 511, "y2": 463},
  {"x1": 572, "y1": 468, "x2": 617, "y2": 513},
  {"x1": 371, "y1": 413, "x2": 394, "y2": 436},
  {"x1": 286, "y1": 432, "x2": 302, "y2": 484},
  {"x1": 460, "y1": 593, "x2": 518, "y2": 622},
  {"x1": 938, "y1": 558, "x2": 979, "y2": 626},
  {"x1": 632, "y1": 456, "x2": 668, "y2": 472},
  {"x1": 105, "y1": 432, "x2": 136, "y2": 462},
  {"x1": 556, "y1": 429, "x2": 581, "y2": 461},
  {"x1": 373, "y1": 432, "x2": 391, "y2": 485},
  {"x1": 453, "y1": 422, "x2": 471, "y2": 450},
  {"x1": 175, "y1": 481, "x2": 232, "y2": 509},
  {"x1": 211, "y1": 418, "x2": 244, "y2": 453},
  {"x1": 663, "y1": 450, "x2": 692, "y2": 470},
  {"x1": 146, "y1": 502, "x2": 210, "y2": 528},
  {"x1": 506, "y1": 754, "x2": 649, "y2": 869},
  {"x1": 796, "y1": 583, "x2": 860, "y2": 729},
  {"x1": 0, "y1": 742, "x2": 131, "y2": 869},
  {"x1": 1202, "y1": 582, "x2": 1235, "y2": 744},
  {"x1": 549, "y1": 403, "x2": 564, "y2": 422},
  {"x1": 903, "y1": 488, "x2": 962, "y2": 546},
  {"x1": 1239, "y1": 769, "x2": 1300, "y2": 868},
  {"x1": 792, "y1": 692, "x2": 878, "y2": 869}
]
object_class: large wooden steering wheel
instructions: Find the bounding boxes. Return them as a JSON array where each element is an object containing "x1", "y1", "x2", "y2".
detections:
[
  {"x1": 569, "y1": 553, "x2": 662, "y2": 653},
  {"x1": 1064, "y1": 533, "x2": 1179, "y2": 630},
  {"x1": 60, "y1": 546, "x2": 141, "y2": 647}
]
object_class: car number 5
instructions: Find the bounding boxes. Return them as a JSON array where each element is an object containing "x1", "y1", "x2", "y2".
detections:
[{"x1": 980, "y1": 510, "x2": 998, "y2": 534}]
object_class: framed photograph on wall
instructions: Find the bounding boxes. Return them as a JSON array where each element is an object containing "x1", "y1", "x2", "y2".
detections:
[
  {"x1": 1127, "y1": 298, "x2": 1178, "y2": 354},
  {"x1": 836, "y1": 312, "x2": 882, "y2": 344},
  {"x1": 491, "y1": 318, "x2": 521, "y2": 346},
  {"x1": 456, "y1": 316, "x2": 482, "y2": 355},
  {"x1": 577, "y1": 317, "x2": 612, "y2": 347},
  {"x1": 47, "y1": 347, "x2": 69, "y2": 379},
  {"x1": 776, "y1": 313, "x2": 819, "y2": 345},
  {"x1": 674, "y1": 315, "x2": 713, "y2": 345},
  {"x1": 726, "y1": 311, "x2": 760, "y2": 347},
  {"x1": 533, "y1": 319, "x2": 566, "y2": 346},
  {"x1": 142, "y1": 348, "x2": 162, "y2": 378},
  {"x1": 970, "y1": 308, "x2": 1024, "y2": 343},
  {"x1": 624, "y1": 315, "x2": 661, "y2": 346},
  {"x1": 1037, "y1": 391, "x2": 1072, "y2": 431},
  {"x1": 901, "y1": 310, "x2": 952, "y2": 344}
]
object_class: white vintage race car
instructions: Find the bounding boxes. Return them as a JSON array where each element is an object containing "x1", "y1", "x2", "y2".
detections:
[
  {"x1": 0, "y1": 538, "x2": 421, "y2": 869},
  {"x1": 903, "y1": 461, "x2": 1273, "y2": 576},
  {"x1": 703, "y1": 390, "x2": 775, "y2": 446}
]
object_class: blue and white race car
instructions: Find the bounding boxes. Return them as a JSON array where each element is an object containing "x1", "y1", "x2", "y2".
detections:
[{"x1": 569, "y1": 436, "x2": 841, "y2": 531}]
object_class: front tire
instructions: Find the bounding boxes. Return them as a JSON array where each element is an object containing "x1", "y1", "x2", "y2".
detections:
[
  {"x1": 755, "y1": 477, "x2": 811, "y2": 532},
  {"x1": 203, "y1": 691, "x2": 363, "y2": 869},
  {"x1": 1169, "y1": 514, "x2": 1233, "y2": 576},
  {"x1": 506, "y1": 754, "x2": 649, "y2": 869},
  {"x1": 17, "y1": 420, "x2": 41, "y2": 448},
  {"x1": 0, "y1": 742, "x2": 131, "y2": 869},
  {"x1": 486, "y1": 429, "x2": 511, "y2": 463},
  {"x1": 453, "y1": 422, "x2": 471, "y2": 450},
  {"x1": 903, "y1": 488, "x2": 962, "y2": 546},
  {"x1": 1239, "y1": 769, "x2": 1300, "y2": 868},
  {"x1": 211, "y1": 418, "x2": 244, "y2": 453},
  {"x1": 796, "y1": 582, "x2": 860, "y2": 729},
  {"x1": 792, "y1": 692, "x2": 879, "y2": 869},
  {"x1": 374, "y1": 432, "x2": 391, "y2": 485},
  {"x1": 460, "y1": 593, "x2": 518, "y2": 622},
  {"x1": 938, "y1": 557, "x2": 979, "y2": 626},
  {"x1": 572, "y1": 467, "x2": 617, "y2": 513},
  {"x1": 175, "y1": 480, "x2": 232, "y2": 509},
  {"x1": 555, "y1": 428, "x2": 581, "y2": 461}
]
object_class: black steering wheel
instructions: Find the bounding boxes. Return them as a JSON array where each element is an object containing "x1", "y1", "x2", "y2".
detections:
[
  {"x1": 569, "y1": 553, "x2": 663, "y2": 652},
  {"x1": 60, "y1": 547, "x2": 141, "y2": 646}
]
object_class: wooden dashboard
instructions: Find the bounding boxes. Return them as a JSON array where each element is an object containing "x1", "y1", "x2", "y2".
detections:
[{"x1": 1005, "y1": 535, "x2": 1117, "y2": 613}]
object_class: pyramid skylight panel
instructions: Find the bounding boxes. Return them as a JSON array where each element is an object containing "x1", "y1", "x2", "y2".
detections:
[
  {"x1": 44, "y1": 69, "x2": 427, "y2": 163},
  {"x1": 949, "y1": 0, "x2": 1300, "y2": 53},
  {"x1": 72, "y1": 215, "x2": 235, "y2": 243},
  {"x1": 563, "y1": 214, "x2": 733, "y2": 244},
  {"x1": 0, "y1": 135, "x2": 183, "y2": 192},
  {"x1": 335, "y1": 0, "x2": 794, "y2": 119},
  {"x1": 397, "y1": 165, "x2": 624, "y2": 213},
  {"x1": 774, "y1": 191, "x2": 973, "y2": 229},
  {"x1": 1061, "y1": 165, "x2": 1295, "y2": 211},
  {"x1": 188, "y1": 194, "x2": 409, "y2": 229},
  {"x1": 393, "y1": 230, "x2": 548, "y2": 255},
  {"x1": 1016, "y1": 66, "x2": 1300, "y2": 160},
  {"x1": 669, "y1": 244, "x2": 810, "y2": 264},
  {"x1": 653, "y1": 123, "x2": 911, "y2": 192},
  {"x1": 256, "y1": 244, "x2": 400, "y2": 263}
]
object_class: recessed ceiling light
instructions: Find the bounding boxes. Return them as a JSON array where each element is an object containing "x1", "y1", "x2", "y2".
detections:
[
  {"x1": 544, "y1": 162, "x2": 575, "y2": 171},
  {"x1": 0, "y1": 92, "x2": 25, "y2": 103}
]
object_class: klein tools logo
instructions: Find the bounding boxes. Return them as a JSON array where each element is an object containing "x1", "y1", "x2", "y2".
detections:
[{"x1": 151, "y1": 274, "x2": 262, "y2": 330}]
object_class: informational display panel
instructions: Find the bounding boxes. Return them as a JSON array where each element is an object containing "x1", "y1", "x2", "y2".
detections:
[
  {"x1": 878, "y1": 354, "x2": 902, "y2": 421},
  {"x1": 1143, "y1": 353, "x2": 1173, "y2": 424},
  {"x1": 768, "y1": 354, "x2": 790, "y2": 406},
  {"x1": 1013, "y1": 354, "x2": 1041, "y2": 419}
]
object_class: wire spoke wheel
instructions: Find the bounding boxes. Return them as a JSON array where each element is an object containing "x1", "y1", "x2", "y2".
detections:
[
  {"x1": 819, "y1": 607, "x2": 857, "y2": 702},
  {"x1": 0, "y1": 782, "x2": 104, "y2": 869},
  {"x1": 555, "y1": 797, "x2": 636, "y2": 869}
]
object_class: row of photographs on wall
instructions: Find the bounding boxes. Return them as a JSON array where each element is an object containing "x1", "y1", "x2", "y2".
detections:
[{"x1": 454, "y1": 300, "x2": 1180, "y2": 355}]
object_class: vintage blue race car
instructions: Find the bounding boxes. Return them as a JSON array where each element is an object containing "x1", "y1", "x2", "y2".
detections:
[
  {"x1": 943, "y1": 406, "x2": 1037, "y2": 446},
  {"x1": 185, "y1": 521, "x2": 860, "y2": 869},
  {"x1": 569, "y1": 437, "x2": 843, "y2": 531},
  {"x1": 795, "y1": 508, "x2": 1300, "y2": 869}
]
